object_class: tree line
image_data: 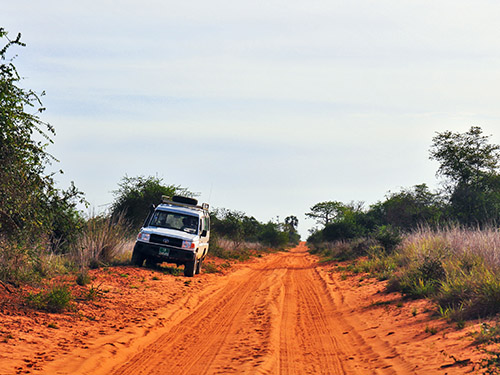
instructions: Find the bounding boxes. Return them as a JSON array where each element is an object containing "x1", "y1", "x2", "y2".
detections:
[
  {"x1": 307, "y1": 126, "x2": 500, "y2": 247},
  {"x1": 111, "y1": 175, "x2": 300, "y2": 249},
  {"x1": 2, "y1": 27, "x2": 499, "y2": 283}
]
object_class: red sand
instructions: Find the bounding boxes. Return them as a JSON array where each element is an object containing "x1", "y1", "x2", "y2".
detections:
[{"x1": 0, "y1": 243, "x2": 491, "y2": 374}]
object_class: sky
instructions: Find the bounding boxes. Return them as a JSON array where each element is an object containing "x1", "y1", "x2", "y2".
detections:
[{"x1": 3, "y1": 0, "x2": 500, "y2": 237}]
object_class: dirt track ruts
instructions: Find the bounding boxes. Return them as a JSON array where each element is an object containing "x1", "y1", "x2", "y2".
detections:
[
  {"x1": 88, "y1": 243, "x2": 414, "y2": 374},
  {"x1": 40, "y1": 243, "x2": 480, "y2": 375}
]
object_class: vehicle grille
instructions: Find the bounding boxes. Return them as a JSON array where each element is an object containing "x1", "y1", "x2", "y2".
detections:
[{"x1": 149, "y1": 234, "x2": 183, "y2": 248}]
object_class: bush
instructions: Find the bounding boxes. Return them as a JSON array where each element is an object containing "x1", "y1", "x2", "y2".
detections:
[
  {"x1": 27, "y1": 284, "x2": 73, "y2": 312},
  {"x1": 72, "y1": 211, "x2": 131, "y2": 271},
  {"x1": 374, "y1": 225, "x2": 402, "y2": 252},
  {"x1": 111, "y1": 175, "x2": 193, "y2": 230}
]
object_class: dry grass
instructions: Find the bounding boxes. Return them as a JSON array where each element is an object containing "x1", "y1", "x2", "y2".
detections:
[
  {"x1": 72, "y1": 211, "x2": 132, "y2": 270},
  {"x1": 401, "y1": 226, "x2": 500, "y2": 269}
]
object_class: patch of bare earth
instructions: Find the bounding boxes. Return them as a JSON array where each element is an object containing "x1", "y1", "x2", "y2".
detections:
[{"x1": 0, "y1": 244, "x2": 494, "y2": 374}]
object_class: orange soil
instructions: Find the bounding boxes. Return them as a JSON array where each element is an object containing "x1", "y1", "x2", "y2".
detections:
[{"x1": 0, "y1": 243, "x2": 491, "y2": 374}]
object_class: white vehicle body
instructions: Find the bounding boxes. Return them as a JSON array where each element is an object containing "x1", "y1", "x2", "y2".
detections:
[{"x1": 131, "y1": 196, "x2": 210, "y2": 277}]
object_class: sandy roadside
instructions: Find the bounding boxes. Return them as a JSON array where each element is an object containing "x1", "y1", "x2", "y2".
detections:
[{"x1": 0, "y1": 244, "x2": 493, "y2": 374}]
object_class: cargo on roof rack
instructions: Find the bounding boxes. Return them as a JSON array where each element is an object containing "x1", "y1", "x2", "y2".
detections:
[{"x1": 161, "y1": 195, "x2": 209, "y2": 211}]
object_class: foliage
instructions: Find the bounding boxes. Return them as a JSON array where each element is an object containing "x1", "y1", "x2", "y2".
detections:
[
  {"x1": 26, "y1": 283, "x2": 73, "y2": 312},
  {"x1": 210, "y1": 208, "x2": 295, "y2": 250},
  {"x1": 47, "y1": 182, "x2": 87, "y2": 253},
  {"x1": 111, "y1": 175, "x2": 193, "y2": 229},
  {"x1": 373, "y1": 184, "x2": 444, "y2": 231},
  {"x1": 430, "y1": 126, "x2": 500, "y2": 187},
  {"x1": 309, "y1": 238, "x2": 377, "y2": 262},
  {"x1": 430, "y1": 126, "x2": 500, "y2": 226},
  {"x1": 0, "y1": 28, "x2": 53, "y2": 239},
  {"x1": 307, "y1": 126, "x2": 500, "y2": 253},
  {"x1": 72, "y1": 211, "x2": 131, "y2": 270},
  {"x1": 284, "y1": 215, "x2": 300, "y2": 245},
  {"x1": 0, "y1": 29, "x2": 86, "y2": 286},
  {"x1": 373, "y1": 225, "x2": 402, "y2": 253},
  {"x1": 306, "y1": 201, "x2": 362, "y2": 228},
  {"x1": 0, "y1": 29, "x2": 85, "y2": 244},
  {"x1": 258, "y1": 222, "x2": 289, "y2": 248},
  {"x1": 389, "y1": 227, "x2": 500, "y2": 319},
  {"x1": 0, "y1": 239, "x2": 40, "y2": 285}
]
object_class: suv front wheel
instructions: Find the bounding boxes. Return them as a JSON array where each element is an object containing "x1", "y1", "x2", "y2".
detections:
[
  {"x1": 184, "y1": 258, "x2": 197, "y2": 277},
  {"x1": 131, "y1": 247, "x2": 145, "y2": 266}
]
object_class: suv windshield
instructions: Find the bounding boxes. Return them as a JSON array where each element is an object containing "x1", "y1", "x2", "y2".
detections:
[{"x1": 149, "y1": 210, "x2": 199, "y2": 234}]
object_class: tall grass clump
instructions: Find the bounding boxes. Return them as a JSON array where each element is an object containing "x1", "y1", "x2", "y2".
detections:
[
  {"x1": 72, "y1": 211, "x2": 132, "y2": 272},
  {"x1": 0, "y1": 239, "x2": 40, "y2": 285},
  {"x1": 350, "y1": 245, "x2": 399, "y2": 281},
  {"x1": 390, "y1": 226, "x2": 500, "y2": 319},
  {"x1": 0, "y1": 237, "x2": 68, "y2": 286}
]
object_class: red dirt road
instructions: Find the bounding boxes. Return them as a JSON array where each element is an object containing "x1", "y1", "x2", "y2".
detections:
[{"x1": 2, "y1": 243, "x2": 482, "y2": 374}]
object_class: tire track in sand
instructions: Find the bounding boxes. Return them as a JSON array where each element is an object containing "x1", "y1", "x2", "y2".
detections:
[{"x1": 102, "y1": 243, "x2": 415, "y2": 374}]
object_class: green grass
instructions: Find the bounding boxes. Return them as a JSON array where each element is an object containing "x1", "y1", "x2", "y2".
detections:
[{"x1": 27, "y1": 283, "x2": 73, "y2": 312}]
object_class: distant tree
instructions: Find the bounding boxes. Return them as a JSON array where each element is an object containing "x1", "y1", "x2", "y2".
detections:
[
  {"x1": 284, "y1": 215, "x2": 300, "y2": 244},
  {"x1": 430, "y1": 126, "x2": 500, "y2": 225},
  {"x1": 258, "y1": 221, "x2": 289, "y2": 248},
  {"x1": 284, "y1": 215, "x2": 298, "y2": 232},
  {"x1": 306, "y1": 201, "x2": 366, "y2": 243},
  {"x1": 372, "y1": 184, "x2": 443, "y2": 230},
  {"x1": 111, "y1": 175, "x2": 194, "y2": 229},
  {"x1": 430, "y1": 126, "x2": 500, "y2": 188},
  {"x1": 305, "y1": 201, "x2": 348, "y2": 227}
]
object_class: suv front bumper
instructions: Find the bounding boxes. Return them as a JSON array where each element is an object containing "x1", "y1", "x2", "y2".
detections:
[{"x1": 134, "y1": 241, "x2": 195, "y2": 264}]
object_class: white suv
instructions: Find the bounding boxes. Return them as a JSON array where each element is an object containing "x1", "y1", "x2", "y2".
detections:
[{"x1": 131, "y1": 196, "x2": 210, "y2": 277}]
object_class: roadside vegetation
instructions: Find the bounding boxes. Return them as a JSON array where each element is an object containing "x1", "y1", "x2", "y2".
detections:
[
  {"x1": 308, "y1": 127, "x2": 500, "y2": 318},
  {"x1": 0, "y1": 29, "x2": 299, "y2": 310},
  {"x1": 308, "y1": 126, "x2": 500, "y2": 316},
  {"x1": 307, "y1": 126, "x2": 500, "y2": 369}
]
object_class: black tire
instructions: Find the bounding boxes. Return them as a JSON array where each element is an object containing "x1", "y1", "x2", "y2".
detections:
[
  {"x1": 184, "y1": 258, "x2": 197, "y2": 277},
  {"x1": 145, "y1": 257, "x2": 157, "y2": 268},
  {"x1": 131, "y1": 247, "x2": 145, "y2": 267},
  {"x1": 195, "y1": 258, "x2": 202, "y2": 275}
]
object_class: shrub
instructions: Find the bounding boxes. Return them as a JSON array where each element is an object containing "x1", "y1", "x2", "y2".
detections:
[
  {"x1": 374, "y1": 225, "x2": 402, "y2": 252},
  {"x1": 27, "y1": 284, "x2": 73, "y2": 312},
  {"x1": 72, "y1": 211, "x2": 131, "y2": 270}
]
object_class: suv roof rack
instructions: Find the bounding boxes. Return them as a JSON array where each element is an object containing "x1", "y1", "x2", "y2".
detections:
[{"x1": 161, "y1": 195, "x2": 209, "y2": 211}]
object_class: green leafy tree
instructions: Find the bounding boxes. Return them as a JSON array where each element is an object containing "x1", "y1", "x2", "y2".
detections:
[
  {"x1": 305, "y1": 201, "x2": 348, "y2": 227},
  {"x1": 284, "y1": 215, "x2": 300, "y2": 244},
  {"x1": 372, "y1": 184, "x2": 443, "y2": 230},
  {"x1": 111, "y1": 175, "x2": 194, "y2": 229},
  {"x1": 430, "y1": 126, "x2": 500, "y2": 225},
  {"x1": 0, "y1": 29, "x2": 85, "y2": 244},
  {"x1": 307, "y1": 201, "x2": 366, "y2": 243},
  {"x1": 0, "y1": 28, "x2": 55, "y2": 238},
  {"x1": 258, "y1": 221, "x2": 289, "y2": 248},
  {"x1": 284, "y1": 215, "x2": 298, "y2": 232},
  {"x1": 430, "y1": 126, "x2": 500, "y2": 187}
]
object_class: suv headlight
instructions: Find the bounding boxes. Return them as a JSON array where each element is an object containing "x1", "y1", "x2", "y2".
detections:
[
  {"x1": 182, "y1": 241, "x2": 196, "y2": 249},
  {"x1": 137, "y1": 232, "x2": 150, "y2": 242}
]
